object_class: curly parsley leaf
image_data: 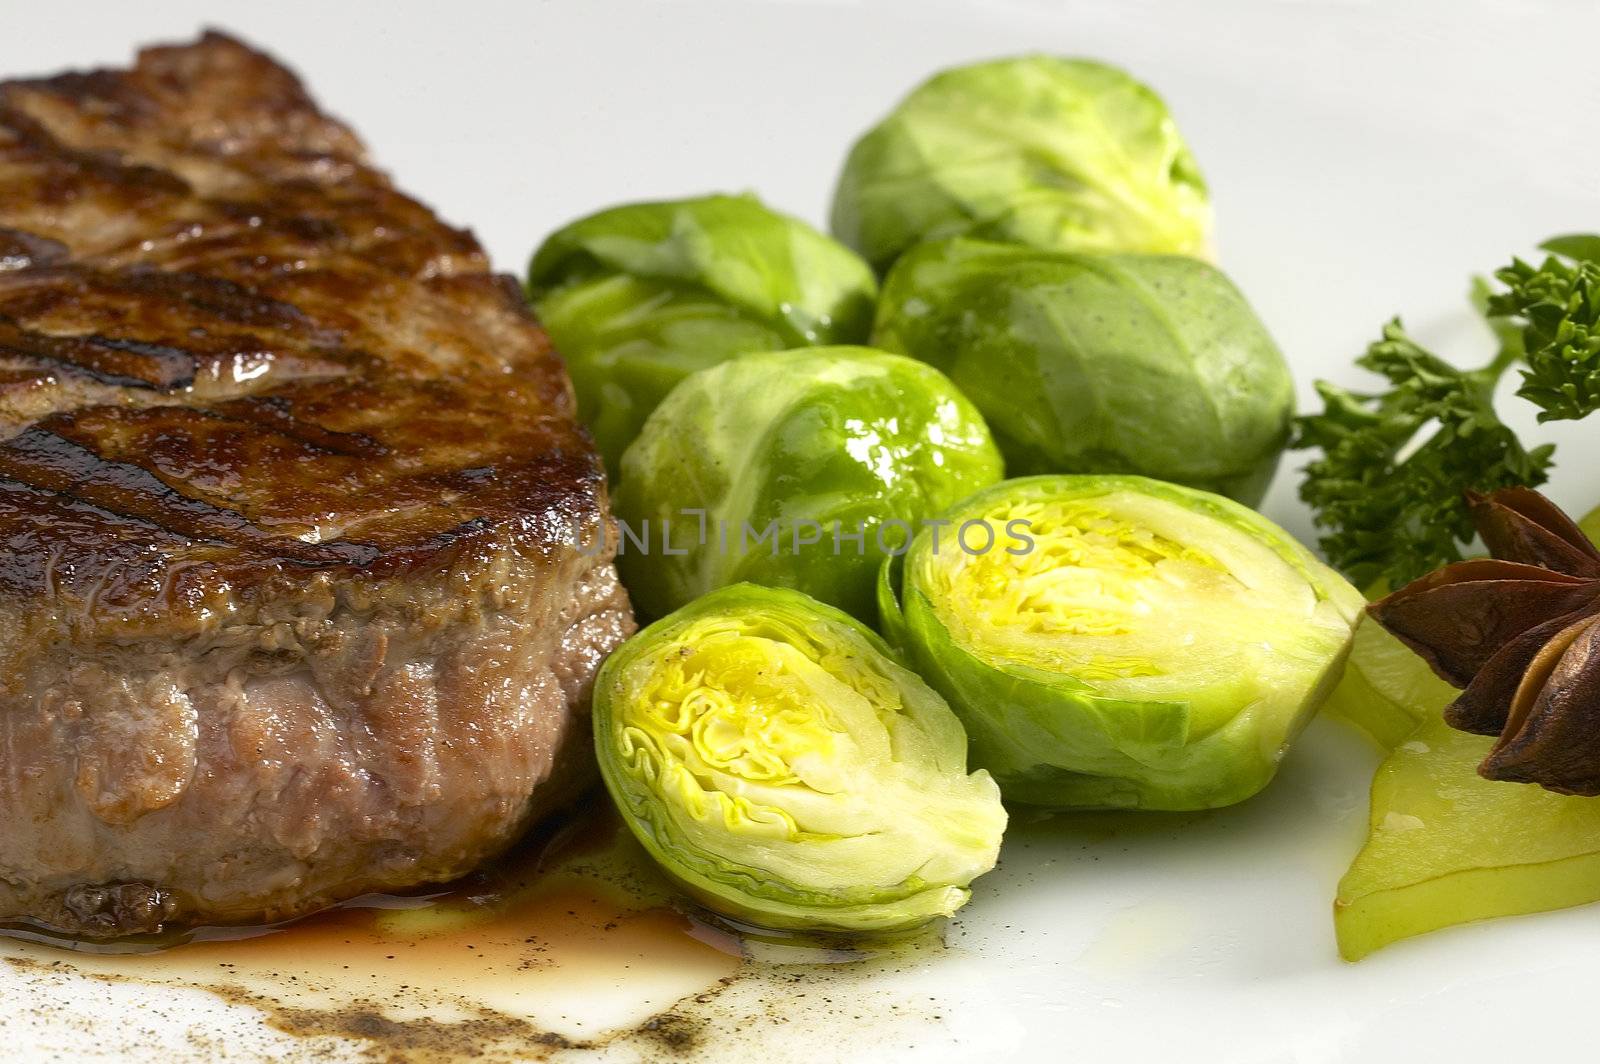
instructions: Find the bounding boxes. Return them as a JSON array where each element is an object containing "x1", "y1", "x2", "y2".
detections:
[
  {"x1": 1538, "y1": 233, "x2": 1600, "y2": 264},
  {"x1": 1294, "y1": 319, "x2": 1552, "y2": 588},
  {"x1": 1492, "y1": 238, "x2": 1600, "y2": 422},
  {"x1": 1296, "y1": 237, "x2": 1600, "y2": 587}
]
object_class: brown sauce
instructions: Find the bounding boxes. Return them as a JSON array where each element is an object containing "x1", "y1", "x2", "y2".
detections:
[
  {"x1": 0, "y1": 804, "x2": 741, "y2": 1050},
  {"x1": 0, "y1": 799, "x2": 947, "y2": 1060}
]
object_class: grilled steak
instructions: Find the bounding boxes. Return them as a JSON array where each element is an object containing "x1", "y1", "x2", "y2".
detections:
[{"x1": 0, "y1": 32, "x2": 633, "y2": 938}]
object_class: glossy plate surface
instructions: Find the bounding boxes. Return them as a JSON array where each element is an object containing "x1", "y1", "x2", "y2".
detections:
[{"x1": 3, "y1": 2, "x2": 1598, "y2": 1060}]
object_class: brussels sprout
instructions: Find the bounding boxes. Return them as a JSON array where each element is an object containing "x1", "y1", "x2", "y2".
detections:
[
  {"x1": 831, "y1": 56, "x2": 1212, "y2": 273},
  {"x1": 593, "y1": 583, "x2": 1007, "y2": 933},
  {"x1": 528, "y1": 194, "x2": 878, "y2": 469},
  {"x1": 873, "y1": 238, "x2": 1294, "y2": 505},
  {"x1": 614, "y1": 346, "x2": 1003, "y2": 622},
  {"x1": 879, "y1": 475, "x2": 1362, "y2": 810}
]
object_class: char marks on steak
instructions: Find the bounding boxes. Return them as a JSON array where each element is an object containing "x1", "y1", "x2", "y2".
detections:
[{"x1": 0, "y1": 32, "x2": 633, "y2": 938}]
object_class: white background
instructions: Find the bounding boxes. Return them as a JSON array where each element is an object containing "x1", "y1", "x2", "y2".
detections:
[{"x1": 2, "y1": 2, "x2": 1599, "y2": 1061}]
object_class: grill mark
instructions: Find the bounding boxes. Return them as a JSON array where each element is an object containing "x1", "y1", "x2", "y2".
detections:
[
  {"x1": 409, "y1": 515, "x2": 494, "y2": 553},
  {"x1": 0, "y1": 314, "x2": 196, "y2": 389},
  {"x1": 0, "y1": 267, "x2": 369, "y2": 380},
  {"x1": 0, "y1": 427, "x2": 378, "y2": 566},
  {"x1": 0, "y1": 99, "x2": 190, "y2": 200},
  {"x1": 213, "y1": 197, "x2": 346, "y2": 245},
  {"x1": 194, "y1": 394, "x2": 388, "y2": 459},
  {"x1": 0, "y1": 471, "x2": 190, "y2": 540},
  {"x1": 0, "y1": 32, "x2": 602, "y2": 609},
  {"x1": 16, "y1": 69, "x2": 159, "y2": 123},
  {"x1": 105, "y1": 267, "x2": 330, "y2": 337},
  {"x1": 0, "y1": 472, "x2": 190, "y2": 599}
]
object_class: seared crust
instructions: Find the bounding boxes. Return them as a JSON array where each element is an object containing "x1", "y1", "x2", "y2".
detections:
[
  {"x1": 0, "y1": 33, "x2": 632, "y2": 937},
  {"x1": 0, "y1": 31, "x2": 598, "y2": 640}
]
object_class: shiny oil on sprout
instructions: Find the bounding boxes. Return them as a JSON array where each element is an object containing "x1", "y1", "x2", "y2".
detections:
[{"x1": 594, "y1": 583, "x2": 1007, "y2": 934}]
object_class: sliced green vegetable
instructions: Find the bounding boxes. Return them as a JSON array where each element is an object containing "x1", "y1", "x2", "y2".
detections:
[
  {"x1": 614, "y1": 346, "x2": 1003, "y2": 622},
  {"x1": 1336, "y1": 713, "x2": 1600, "y2": 960},
  {"x1": 1322, "y1": 582, "x2": 1459, "y2": 750},
  {"x1": 880, "y1": 475, "x2": 1362, "y2": 810},
  {"x1": 1333, "y1": 491, "x2": 1600, "y2": 958},
  {"x1": 873, "y1": 238, "x2": 1293, "y2": 504},
  {"x1": 593, "y1": 583, "x2": 1007, "y2": 933},
  {"x1": 1581, "y1": 502, "x2": 1600, "y2": 545},
  {"x1": 528, "y1": 193, "x2": 877, "y2": 469},
  {"x1": 831, "y1": 56, "x2": 1212, "y2": 273}
]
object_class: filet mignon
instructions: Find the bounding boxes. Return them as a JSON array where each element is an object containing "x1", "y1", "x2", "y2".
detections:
[{"x1": 0, "y1": 32, "x2": 634, "y2": 938}]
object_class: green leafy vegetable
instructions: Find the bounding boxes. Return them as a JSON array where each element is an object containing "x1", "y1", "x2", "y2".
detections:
[
  {"x1": 1537, "y1": 233, "x2": 1600, "y2": 264},
  {"x1": 879, "y1": 474, "x2": 1362, "y2": 811},
  {"x1": 614, "y1": 346, "x2": 1003, "y2": 622},
  {"x1": 873, "y1": 238, "x2": 1293, "y2": 505},
  {"x1": 830, "y1": 56, "x2": 1212, "y2": 274},
  {"x1": 528, "y1": 194, "x2": 878, "y2": 470},
  {"x1": 1294, "y1": 320, "x2": 1550, "y2": 588},
  {"x1": 1296, "y1": 235, "x2": 1600, "y2": 588},
  {"x1": 593, "y1": 583, "x2": 1007, "y2": 933},
  {"x1": 1492, "y1": 243, "x2": 1600, "y2": 422}
]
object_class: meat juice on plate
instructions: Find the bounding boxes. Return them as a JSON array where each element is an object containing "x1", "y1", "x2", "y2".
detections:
[
  {"x1": 0, "y1": 801, "x2": 738, "y2": 1036},
  {"x1": 0, "y1": 796, "x2": 939, "y2": 1056}
]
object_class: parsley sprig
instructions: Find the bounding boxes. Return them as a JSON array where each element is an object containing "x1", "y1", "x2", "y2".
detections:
[
  {"x1": 1295, "y1": 236, "x2": 1600, "y2": 588},
  {"x1": 1493, "y1": 235, "x2": 1600, "y2": 422}
]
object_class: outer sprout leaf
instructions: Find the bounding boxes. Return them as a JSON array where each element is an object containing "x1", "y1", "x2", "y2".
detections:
[
  {"x1": 593, "y1": 584, "x2": 1006, "y2": 933},
  {"x1": 881, "y1": 475, "x2": 1361, "y2": 811},
  {"x1": 831, "y1": 56, "x2": 1212, "y2": 273},
  {"x1": 528, "y1": 194, "x2": 878, "y2": 469},
  {"x1": 873, "y1": 239, "x2": 1293, "y2": 505},
  {"x1": 615, "y1": 346, "x2": 1003, "y2": 622}
]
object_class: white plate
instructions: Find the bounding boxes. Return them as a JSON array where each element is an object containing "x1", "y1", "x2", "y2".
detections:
[{"x1": 4, "y1": 2, "x2": 1599, "y2": 1061}]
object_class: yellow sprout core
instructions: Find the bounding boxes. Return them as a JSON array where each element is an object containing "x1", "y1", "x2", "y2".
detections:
[
  {"x1": 922, "y1": 489, "x2": 1347, "y2": 736},
  {"x1": 612, "y1": 607, "x2": 1003, "y2": 906}
]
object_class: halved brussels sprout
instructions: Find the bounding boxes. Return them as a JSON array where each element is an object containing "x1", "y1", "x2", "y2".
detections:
[
  {"x1": 831, "y1": 56, "x2": 1212, "y2": 274},
  {"x1": 879, "y1": 475, "x2": 1363, "y2": 810},
  {"x1": 614, "y1": 346, "x2": 1004, "y2": 622},
  {"x1": 873, "y1": 238, "x2": 1294, "y2": 505},
  {"x1": 528, "y1": 193, "x2": 878, "y2": 469},
  {"x1": 593, "y1": 583, "x2": 1007, "y2": 933}
]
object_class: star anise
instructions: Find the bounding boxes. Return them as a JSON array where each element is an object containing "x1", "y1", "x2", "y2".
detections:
[{"x1": 1370, "y1": 486, "x2": 1600, "y2": 795}]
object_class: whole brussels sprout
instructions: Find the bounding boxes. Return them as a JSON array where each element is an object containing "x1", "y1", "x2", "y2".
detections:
[
  {"x1": 874, "y1": 238, "x2": 1294, "y2": 505},
  {"x1": 831, "y1": 56, "x2": 1212, "y2": 273},
  {"x1": 528, "y1": 194, "x2": 878, "y2": 469},
  {"x1": 614, "y1": 346, "x2": 1004, "y2": 622},
  {"x1": 594, "y1": 583, "x2": 1007, "y2": 933},
  {"x1": 878, "y1": 475, "x2": 1362, "y2": 810}
]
